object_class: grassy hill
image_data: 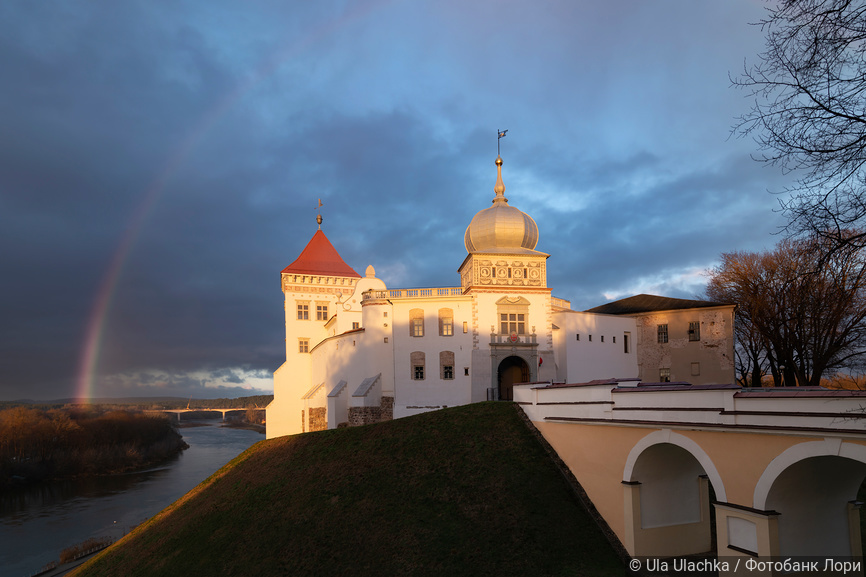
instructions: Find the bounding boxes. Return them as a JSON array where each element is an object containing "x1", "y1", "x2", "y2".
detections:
[{"x1": 71, "y1": 402, "x2": 625, "y2": 577}]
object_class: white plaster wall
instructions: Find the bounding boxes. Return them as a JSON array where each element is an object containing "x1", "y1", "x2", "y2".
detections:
[
  {"x1": 266, "y1": 361, "x2": 306, "y2": 438},
  {"x1": 361, "y1": 300, "x2": 395, "y2": 396},
  {"x1": 307, "y1": 328, "x2": 391, "y2": 426},
  {"x1": 391, "y1": 297, "x2": 474, "y2": 414},
  {"x1": 327, "y1": 386, "x2": 348, "y2": 429},
  {"x1": 471, "y1": 291, "x2": 553, "y2": 346},
  {"x1": 552, "y1": 311, "x2": 638, "y2": 383}
]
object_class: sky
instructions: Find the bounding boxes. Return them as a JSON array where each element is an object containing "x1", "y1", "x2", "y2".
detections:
[{"x1": 0, "y1": 0, "x2": 796, "y2": 401}]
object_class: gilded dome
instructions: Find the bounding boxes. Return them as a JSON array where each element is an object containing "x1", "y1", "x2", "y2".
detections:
[{"x1": 464, "y1": 156, "x2": 540, "y2": 254}]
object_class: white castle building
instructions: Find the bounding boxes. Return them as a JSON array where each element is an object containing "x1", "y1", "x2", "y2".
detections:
[{"x1": 266, "y1": 156, "x2": 735, "y2": 438}]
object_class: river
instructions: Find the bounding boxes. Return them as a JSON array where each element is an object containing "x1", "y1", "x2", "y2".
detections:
[{"x1": 0, "y1": 422, "x2": 263, "y2": 577}]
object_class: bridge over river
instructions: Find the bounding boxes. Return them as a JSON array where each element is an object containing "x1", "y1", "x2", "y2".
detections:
[
  {"x1": 515, "y1": 379, "x2": 866, "y2": 570},
  {"x1": 146, "y1": 407, "x2": 265, "y2": 421}
]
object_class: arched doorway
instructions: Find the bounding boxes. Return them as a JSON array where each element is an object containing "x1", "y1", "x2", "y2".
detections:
[
  {"x1": 498, "y1": 356, "x2": 529, "y2": 401},
  {"x1": 765, "y1": 456, "x2": 866, "y2": 557},
  {"x1": 623, "y1": 437, "x2": 721, "y2": 557}
]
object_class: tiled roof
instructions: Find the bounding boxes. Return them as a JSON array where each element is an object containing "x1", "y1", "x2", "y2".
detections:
[
  {"x1": 281, "y1": 229, "x2": 361, "y2": 278},
  {"x1": 585, "y1": 293, "x2": 731, "y2": 315}
]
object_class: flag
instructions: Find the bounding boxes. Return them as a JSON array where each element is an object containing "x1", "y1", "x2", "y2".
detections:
[
  {"x1": 317, "y1": 199, "x2": 323, "y2": 208},
  {"x1": 498, "y1": 130, "x2": 507, "y2": 139},
  {"x1": 538, "y1": 356, "x2": 543, "y2": 366}
]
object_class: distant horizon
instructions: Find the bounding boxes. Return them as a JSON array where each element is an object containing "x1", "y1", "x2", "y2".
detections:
[{"x1": 1, "y1": 393, "x2": 274, "y2": 405}]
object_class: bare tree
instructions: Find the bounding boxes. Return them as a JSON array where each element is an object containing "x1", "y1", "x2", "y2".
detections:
[
  {"x1": 734, "y1": 0, "x2": 866, "y2": 253},
  {"x1": 707, "y1": 236, "x2": 866, "y2": 386}
]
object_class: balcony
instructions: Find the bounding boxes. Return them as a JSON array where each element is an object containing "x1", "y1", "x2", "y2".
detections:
[
  {"x1": 362, "y1": 287, "x2": 465, "y2": 300},
  {"x1": 490, "y1": 333, "x2": 537, "y2": 345},
  {"x1": 550, "y1": 296, "x2": 572, "y2": 310}
]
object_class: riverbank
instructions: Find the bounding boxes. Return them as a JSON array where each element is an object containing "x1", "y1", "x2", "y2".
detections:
[{"x1": 1, "y1": 408, "x2": 189, "y2": 487}]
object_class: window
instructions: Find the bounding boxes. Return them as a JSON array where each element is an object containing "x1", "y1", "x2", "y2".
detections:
[
  {"x1": 623, "y1": 332, "x2": 631, "y2": 354},
  {"x1": 657, "y1": 324, "x2": 668, "y2": 344},
  {"x1": 589, "y1": 334, "x2": 592, "y2": 342},
  {"x1": 297, "y1": 303, "x2": 309, "y2": 320},
  {"x1": 613, "y1": 336, "x2": 616, "y2": 343},
  {"x1": 464, "y1": 367, "x2": 469, "y2": 376},
  {"x1": 500, "y1": 313, "x2": 526, "y2": 335},
  {"x1": 440, "y1": 351, "x2": 455, "y2": 380},
  {"x1": 659, "y1": 368, "x2": 671, "y2": 382},
  {"x1": 691, "y1": 362, "x2": 701, "y2": 376},
  {"x1": 352, "y1": 322, "x2": 360, "y2": 330},
  {"x1": 411, "y1": 351, "x2": 425, "y2": 380},
  {"x1": 463, "y1": 321, "x2": 468, "y2": 334},
  {"x1": 316, "y1": 303, "x2": 329, "y2": 321},
  {"x1": 496, "y1": 297, "x2": 529, "y2": 335},
  {"x1": 439, "y1": 308, "x2": 453, "y2": 336},
  {"x1": 410, "y1": 308, "x2": 424, "y2": 337},
  {"x1": 689, "y1": 321, "x2": 700, "y2": 341},
  {"x1": 576, "y1": 333, "x2": 580, "y2": 341},
  {"x1": 601, "y1": 335, "x2": 604, "y2": 343},
  {"x1": 298, "y1": 338, "x2": 309, "y2": 353}
]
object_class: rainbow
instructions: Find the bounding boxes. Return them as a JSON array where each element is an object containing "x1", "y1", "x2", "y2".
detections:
[{"x1": 74, "y1": 1, "x2": 386, "y2": 402}]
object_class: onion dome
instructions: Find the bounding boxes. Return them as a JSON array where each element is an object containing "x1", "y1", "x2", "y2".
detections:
[{"x1": 464, "y1": 156, "x2": 540, "y2": 254}]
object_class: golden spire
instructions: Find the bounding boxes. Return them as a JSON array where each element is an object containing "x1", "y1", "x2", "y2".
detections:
[{"x1": 493, "y1": 155, "x2": 507, "y2": 203}]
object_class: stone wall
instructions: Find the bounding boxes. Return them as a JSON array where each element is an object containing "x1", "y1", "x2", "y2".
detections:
[
  {"x1": 381, "y1": 396, "x2": 394, "y2": 421},
  {"x1": 348, "y1": 396, "x2": 395, "y2": 427},
  {"x1": 309, "y1": 407, "x2": 327, "y2": 432}
]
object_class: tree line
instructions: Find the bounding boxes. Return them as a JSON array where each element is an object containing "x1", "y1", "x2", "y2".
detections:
[
  {"x1": 0, "y1": 407, "x2": 188, "y2": 485},
  {"x1": 707, "y1": 235, "x2": 866, "y2": 387}
]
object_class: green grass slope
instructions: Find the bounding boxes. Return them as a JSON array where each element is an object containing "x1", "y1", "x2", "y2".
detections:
[{"x1": 72, "y1": 402, "x2": 624, "y2": 577}]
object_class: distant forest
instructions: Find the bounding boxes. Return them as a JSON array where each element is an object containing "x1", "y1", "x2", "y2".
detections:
[{"x1": 0, "y1": 407, "x2": 189, "y2": 486}]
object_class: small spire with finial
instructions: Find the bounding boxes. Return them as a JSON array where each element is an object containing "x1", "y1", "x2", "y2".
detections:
[
  {"x1": 494, "y1": 129, "x2": 508, "y2": 203},
  {"x1": 316, "y1": 198, "x2": 323, "y2": 229}
]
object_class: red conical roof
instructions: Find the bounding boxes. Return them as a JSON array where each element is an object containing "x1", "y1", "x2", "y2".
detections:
[{"x1": 281, "y1": 229, "x2": 361, "y2": 278}]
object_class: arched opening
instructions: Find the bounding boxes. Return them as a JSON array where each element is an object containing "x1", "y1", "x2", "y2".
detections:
[
  {"x1": 765, "y1": 456, "x2": 866, "y2": 557},
  {"x1": 624, "y1": 440, "x2": 719, "y2": 557},
  {"x1": 497, "y1": 356, "x2": 529, "y2": 401}
]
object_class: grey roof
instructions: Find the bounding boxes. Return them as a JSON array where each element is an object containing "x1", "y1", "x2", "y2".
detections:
[
  {"x1": 327, "y1": 380, "x2": 348, "y2": 398},
  {"x1": 352, "y1": 374, "x2": 382, "y2": 398},
  {"x1": 585, "y1": 294, "x2": 731, "y2": 315}
]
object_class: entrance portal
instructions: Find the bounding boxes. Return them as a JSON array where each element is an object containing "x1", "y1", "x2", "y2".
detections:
[{"x1": 498, "y1": 356, "x2": 530, "y2": 401}]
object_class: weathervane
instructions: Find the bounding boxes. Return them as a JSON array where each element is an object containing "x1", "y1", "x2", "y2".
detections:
[
  {"x1": 497, "y1": 129, "x2": 508, "y2": 156},
  {"x1": 315, "y1": 198, "x2": 323, "y2": 229}
]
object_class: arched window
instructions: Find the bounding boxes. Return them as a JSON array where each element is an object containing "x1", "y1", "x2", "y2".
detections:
[
  {"x1": 439, "y1": 308, "x2": 453, "y2": 336},
  {"x1": 410, "y1": 351, "x2": 425, "y2": 380},
  {"x1": 440, "y1": 351, "x2": 455, "y2": 380},
  {"x1": 409, "y1": 308, "x2": 424, "y2": 337}
]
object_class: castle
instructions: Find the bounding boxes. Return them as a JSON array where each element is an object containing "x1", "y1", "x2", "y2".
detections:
[{"x1": 266, "y1": 155, "x2": 735, "y2": 438}]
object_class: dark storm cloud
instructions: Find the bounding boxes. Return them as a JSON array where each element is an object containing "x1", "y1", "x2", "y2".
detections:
[{"x1": 1, "y1": 0, "x2": 786, "y2": 400}]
